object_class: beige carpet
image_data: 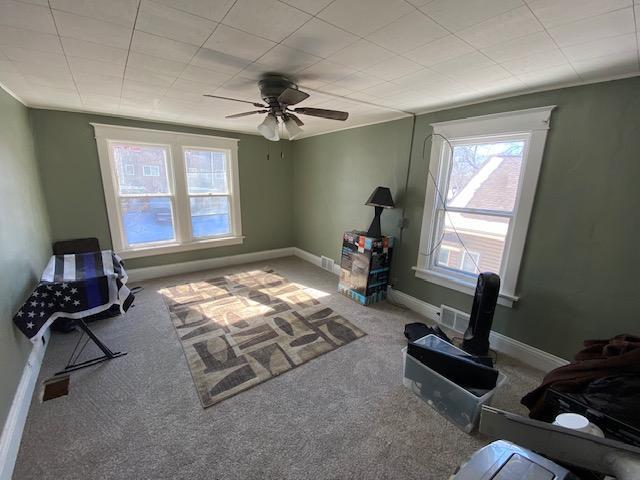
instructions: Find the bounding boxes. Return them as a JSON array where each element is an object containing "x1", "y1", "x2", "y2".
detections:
[
  {"x1": 161, "y1": 269, "x2": 366, "y2": 407},
  {"x1": 14, "y1": 256, "x2": 544, "y2": 480}
]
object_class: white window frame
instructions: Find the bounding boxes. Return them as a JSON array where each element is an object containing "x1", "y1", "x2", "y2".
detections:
[
  {"x1": 92, "y1": 123, "x2": 243, "y2": 259},
  {"x1": 414, "y1": 106, "x2": 555, "y2": 307},
  {"x1": 124, "y1": 163, "x2": 135, "y2": 176}
]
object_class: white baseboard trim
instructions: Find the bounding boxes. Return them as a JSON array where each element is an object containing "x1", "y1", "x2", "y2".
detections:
[
  {"x1": 127, "y1": 247, "x2": 296, "y2": 282},
  {"x1": 0, "y1": 330, "x2": 50, "y2": 480},
  {"x1": 388, "y1": 287, "x2": 568, "y2": 373},
  {"x1": 292, "y1": 248, "x2": 341, "y2": 275}
]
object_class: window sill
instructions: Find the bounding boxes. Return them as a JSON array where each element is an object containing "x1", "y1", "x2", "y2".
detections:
[
  {"x1": 117, "y1": 236, "x2": 244, "y2": 259},
  {"x1": 412, "y1": 266, "x2": 518, "y2": 308}
]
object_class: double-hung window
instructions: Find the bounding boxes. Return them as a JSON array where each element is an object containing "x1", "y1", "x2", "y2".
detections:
[
  {"x1": 415, "y1": 107, "x2": 554, "y2": 306},
  {"x1": 93, "y1": 124, "x2": 242, "y2": 258}
]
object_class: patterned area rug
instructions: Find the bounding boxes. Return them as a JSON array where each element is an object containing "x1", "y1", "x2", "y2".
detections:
[{"x1": 160, "y1": 269, "x2": 366, "y2": 408}]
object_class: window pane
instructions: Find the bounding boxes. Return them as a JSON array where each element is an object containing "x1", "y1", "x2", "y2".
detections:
[
  {"x1": 120, "y1": 197, "x2": 175, "y2": 245},
  {"x1": 190, "y1": 196, "x2": 230, "y2": 238},
  {"x1": 112, "y1": 143, "x2": 170, "y2": 195},
  {"x1": 446, "y1": 141, "x2": 524, "y2": 213},
  {"x1": 184, "y1": 149, "x2": 228, "y2": 194},
  {"x1": 435, "y1": 210, "x2": 508, "y2": 275}
]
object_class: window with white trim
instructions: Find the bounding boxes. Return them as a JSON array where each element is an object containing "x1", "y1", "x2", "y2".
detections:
[
  {"x1": 415, "y1": 106, "x2": 555, "y2": 307},
  {"x1": 92, "y1": 124, "x2": 243, "y2": 259}
]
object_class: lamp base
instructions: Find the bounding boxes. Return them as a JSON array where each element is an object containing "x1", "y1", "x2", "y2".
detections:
[{"x1": 366, "y1": 206, "x2": 383, "y2": 238}]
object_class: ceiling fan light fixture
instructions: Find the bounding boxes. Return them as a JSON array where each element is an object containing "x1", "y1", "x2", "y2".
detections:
[
  {"x1": 257, "y1": 113, "x2": 279, "y2": 141},
  {"x1": 284, "y1": 117, "x2": 303, "y2": 140}
]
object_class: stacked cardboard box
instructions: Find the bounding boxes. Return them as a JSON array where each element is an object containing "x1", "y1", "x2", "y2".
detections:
[{"x1": 338, "y1": 231, "x2": 393, "y2": 305}]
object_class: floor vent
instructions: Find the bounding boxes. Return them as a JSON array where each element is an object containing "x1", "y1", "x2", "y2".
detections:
[
  {"x1": 42, "y1": 376, "x2": 70, "y2": 402},
  {"x1": 320, "y1": 256, "x2": 335, "y2": 272},
  {"x1": 439, "y1": 304, "x2": 470, "y2": 334}
]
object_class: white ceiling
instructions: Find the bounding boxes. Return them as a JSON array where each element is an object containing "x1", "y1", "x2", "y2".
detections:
[{"x1": 1, "y1": 0, "x2": 639, "y2": 138}]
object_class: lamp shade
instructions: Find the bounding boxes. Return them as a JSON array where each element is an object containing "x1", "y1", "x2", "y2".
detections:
[
  {"x1": 365, "y1": 186, "x2": 394, "y2": 208},
  {"x1": 257, "y1": 114, "x2": 279, "y2": 141},
  {"x1": 284, "y1": 117, "x2": 303, "y2": 140}
]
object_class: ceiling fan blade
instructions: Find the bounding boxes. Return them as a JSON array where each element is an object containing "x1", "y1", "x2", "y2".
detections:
[
  {"x1": 292, "y1": 107, "x2": 349, "y2": 121},
  {"x1": 203, "y1": 94, "x2": 266, "y2": 108},
  {"x1": 277, "y1": 87, "x2": 309, "y2": 106},
  {"x1": 287, "y1": 113, "x2": 304, "y2": 126},
  {"x1": 225, "y1": 110, "x2": 269, "y2": 119}
]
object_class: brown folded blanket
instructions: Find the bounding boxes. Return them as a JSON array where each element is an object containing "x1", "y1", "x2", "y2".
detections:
[{"x1": 521, "y1": 334, "x2": 640, "y2": 420}]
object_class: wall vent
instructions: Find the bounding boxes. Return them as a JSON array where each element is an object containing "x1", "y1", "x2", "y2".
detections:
[
  {"x1": 439, "y1": 304, "x2": 470, "y2": 334},
  {"x1": 320, "y1": 256, "x2": 335, "y2": 273}
]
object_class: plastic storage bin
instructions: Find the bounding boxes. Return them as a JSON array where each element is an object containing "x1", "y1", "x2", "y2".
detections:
[{"x1": 402, "y1": 337, "x2": 507, "y2": 433}]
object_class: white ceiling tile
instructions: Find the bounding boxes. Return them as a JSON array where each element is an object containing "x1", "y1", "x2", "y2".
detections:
[
  {"x1": 53, "y1": 10, "x2": 133, "y2": 49},
  {"x1": 500, "y1": 48, "x2": 567, "y2": 75},
  {"x1": 430, "y1": 51, "x2": 495, "y2": 76},
  {"x1": 136, "y1": 0, "x2": 217, "y2": 46},
  {"x1": 480, "y1": 31, "x2": 557, "y2": 63},
  {"x1": 475, "y1": 76, "x2": 527, "y2": 95},
  {"x1": 151, "y1": 0, "x2": 235, "y2": 21},
  {"x1": 165, "y1": 85, "x2": 212, "y2": 102},
  {"x1": 80, "y1": 93, "x2": 121, "y2": 108},
  {"x1": 131, "y1": 31, "x2": 199, "y2": 63},
  {"x1": 191, "y1": 47, "x2": 252, "y2": 75},
  {"x1": 454, "y1": 64, "x2": 513, "y2": 87},
  {"x1": 203, "y1": 24, "x2": 276, "y2": 62},
  {"x1": 405, "y1": 35, "x2": 474, "y2": 66},
  {"x1": 11, "y1": 60, "x2": 70, "y2": 79},
  {"x1": 60, "y1": 37, "x2": 128, "y2": 64},
  {"x1": 547, "y1": 8, "x2": 636, "y2": 47},
  {"x1": 125, "y1": 66, "x2": 177, "y2": 87},
  {"x1": 318, "y1": 0, "x2": 414, "y2": 37},
  {"x1": 326, "y1": 72, "x2": 385, "y2": 92},
  {"x1": 457, "y1": 6, "x2": 543, "y2": 48},
  {"x1": 122, "y1": 80, "x2": 166, "y2": 100},
  {"x1": 1, "y1": 47, "x2": 66, "y2": 67},
  {"x1": 251, "y1": 44, "x2": 322, "y2": 74},
  {"x1": 527, "y1": 0, "x2": 631, "y2": 29},
  {"x1": 0, "y1": 26, "x2": 62, "y2": 54},
  {"x1": 562, "y1": 33, "x2": 638, "y2": 63},
  {"x1": 67, "y1": 56, "x2": 126, "y2": 76},
  {"x1": 211, "y1": 78, "x2": 263, "y2": 104},
  {"x1": 327, "y1": 40, "x2": 394, "y2": 70},
  {"x1": 366, "y1": 11, "x2": 448, "y2": 54},
  {"x1": 363, "y1": 56, "x2": 424, "y2": 81},
  {"x1": 50, "y1": 0, "x2": 139, "y2": 28},
  {"x1": 0, "y1": 0, "x2": 56, "y2": 34},
  {"x1": 516, "y1": 63, "x2": 579, "y2": 87},
  {"x1": 172, "y1": 76, "x2": 226, "y2": 93},
  {"x1": 280, "y1": 0, "x2": 334, "y2": 15},
  {"x1": 0, "y1": 59, "x2": 19, "y2": 74},
  {"x1": 391, "y1": 68, "x2": 453, "y2": 89},
  {"x1": 297, "y1": 59, "x2": 357, "y2": 86},
  {"x1": 223, "y1": 0, "x2": 310, "y2": 42},
  {"x1": 283, "y1": 18, "x2": 358, "y2": 58},
  {"x1": 571, "y1": 50, "x2": 639, "y2": 80},
  {"x1": 127, "y1": 52, "x2": 188, "y2": 77},
  {"x1": 179, "y1": 65, "x2": 232, "y2": 85},
  {"x1": 74, "y1": 73, "x2": 122, "y2": 96},
  {"x1": 420, "y1": 0, "x2": 524, "y2": 32},
  {"x1": 23, "y1": 73, "x2": 76, "y2": 90}
]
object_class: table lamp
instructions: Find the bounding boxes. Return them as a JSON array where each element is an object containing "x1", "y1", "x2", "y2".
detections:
[{"x1": 365, "y1": 186, "x2": 394, "y2": 238}]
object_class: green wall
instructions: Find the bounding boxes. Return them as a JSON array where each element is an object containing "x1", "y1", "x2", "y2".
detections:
[
  {"x1": 30, "y1": 110, "x2": 294, "y2": 269},
  {"x1": 292, "y1": 76, "x2": 640, "y2": 359},
  {"x1": 0, "y1": 89, "x2": 51, "y2": 429}
]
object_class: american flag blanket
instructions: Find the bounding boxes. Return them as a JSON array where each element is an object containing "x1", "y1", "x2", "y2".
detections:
[{"x1": 13, "y1": 250, "x2": 134, "y2": 343}]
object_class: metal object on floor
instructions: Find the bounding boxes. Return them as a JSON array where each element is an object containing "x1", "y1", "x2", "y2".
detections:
[
  {"x1": 451, "y1": 440, "x2": 575, "y2": 479},
  {"x1": 55, "y1": 319, "x2": 126, "y2": 375},
  {"x1": 479, "y1": 405, "x2": 640, "y2": 479}
]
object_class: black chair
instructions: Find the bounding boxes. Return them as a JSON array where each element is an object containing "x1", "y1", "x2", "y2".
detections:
[
  {"x1": 53, "y1": 237, "x2": 100, "y2": 255},
  {"x1": 51, "y1": 237, "x2": 120, "y2": 332}
]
